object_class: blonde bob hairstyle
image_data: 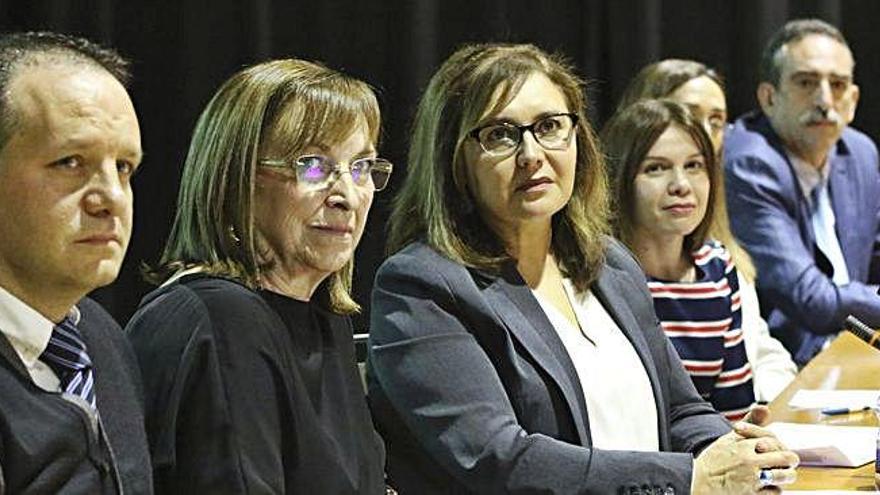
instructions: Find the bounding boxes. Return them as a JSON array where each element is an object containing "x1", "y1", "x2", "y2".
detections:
[
  {"x1": 151, "y1": 58, "x2": 380, "y2": 314},
  {"x1": 388, "y1": 43, "x2": 609, "y2": 291},
  {"x1": 603, "y1": 99, "x2": 721, "y2": 257}
]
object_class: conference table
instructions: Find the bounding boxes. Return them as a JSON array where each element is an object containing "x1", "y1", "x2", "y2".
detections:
[{"x1": 769, "y1": 331, "x2": 880, "y2": 490}]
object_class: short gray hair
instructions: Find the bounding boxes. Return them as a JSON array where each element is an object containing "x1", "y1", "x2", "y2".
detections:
[{"x1": 759, "y1": 18, "x2": 849, "y2": 87}]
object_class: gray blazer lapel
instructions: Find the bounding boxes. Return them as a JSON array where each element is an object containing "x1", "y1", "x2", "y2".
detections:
[
  {"x1": 482, "y1": 264, "x2": 591, "y2": 445},
  {"x1": 592, "y1": 265, "x2": 671, "y2": 450}
]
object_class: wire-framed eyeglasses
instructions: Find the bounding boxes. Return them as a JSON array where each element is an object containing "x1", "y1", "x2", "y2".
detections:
[
  {"x1": 468, "y1": 112, "x2": 579, "y2": 157},
  {"x1": 259, "y1": 154, "x2": 393, "y2": 192}
]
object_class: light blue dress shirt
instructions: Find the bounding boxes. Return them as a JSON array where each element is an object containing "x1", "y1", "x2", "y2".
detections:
[{"x1": 789, "y1": 152, "x2": 850, "y2": 286}]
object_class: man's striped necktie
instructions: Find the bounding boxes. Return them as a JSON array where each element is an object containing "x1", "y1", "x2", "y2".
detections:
[{"x1": 40, "y1": 316, "x2": 97, "y2": 411}]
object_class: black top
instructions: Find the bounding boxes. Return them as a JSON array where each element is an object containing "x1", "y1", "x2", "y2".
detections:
[
  {"x1": 0, "y1": 297, "x2": 153, "y2": 495},
  {"x1": 126, "y1": 274, "x2": 385, "y2": 494}
]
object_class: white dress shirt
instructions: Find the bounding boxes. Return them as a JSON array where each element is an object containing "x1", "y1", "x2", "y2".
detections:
[
  {"x1": 0, "y1": 285, "x2": 78, "y2": 391},
  {"x1": 533, "y1": 280, "x2": 660, "y2": 451}
]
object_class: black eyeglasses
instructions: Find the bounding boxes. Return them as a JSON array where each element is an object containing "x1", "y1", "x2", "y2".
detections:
[
  {"x1": 468, "y1": 112, "x2": 579, "y2": 156},
  {"x1": 259, "y1": 154, "x2": 393, "y2": 192}
]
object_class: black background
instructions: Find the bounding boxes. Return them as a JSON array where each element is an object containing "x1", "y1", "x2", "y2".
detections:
[{"x1": 1, "y1": 0, "x2": 876, "y2": 331}]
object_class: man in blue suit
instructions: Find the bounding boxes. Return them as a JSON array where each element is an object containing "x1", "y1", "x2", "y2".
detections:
[{"x1": 725, "y1": 18, "x2": 880, "y2": 366}]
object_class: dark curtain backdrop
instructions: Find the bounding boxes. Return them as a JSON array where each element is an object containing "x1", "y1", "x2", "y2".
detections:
[{"x1": 1, "y1": 0, "x2": 877, "y2": 332}]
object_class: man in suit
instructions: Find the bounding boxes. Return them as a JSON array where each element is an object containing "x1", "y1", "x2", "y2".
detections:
[
  {"x1": 0, "y1": 32, "x2": 151, "y2": 493},
  {"x1": 725, "y1": 18, "x2": 880, "y2": 366}
]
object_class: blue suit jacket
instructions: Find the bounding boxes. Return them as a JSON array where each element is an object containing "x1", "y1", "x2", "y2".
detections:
[
  {"x1": 724, "y1": 111, "x2": 880, "y2": 365},
  {"x1": 367, "y1": 239, "x2": 729, "y2": 494}
]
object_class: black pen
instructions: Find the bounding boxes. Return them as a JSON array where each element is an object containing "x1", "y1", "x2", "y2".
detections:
[{"x1": 820, "y1": 406, "x2": 871, "y2": 415}]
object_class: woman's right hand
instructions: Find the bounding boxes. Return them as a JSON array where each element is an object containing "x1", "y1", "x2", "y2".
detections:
[{"x1": 691, "y1": 422, "x2": 799, "y2": 494}]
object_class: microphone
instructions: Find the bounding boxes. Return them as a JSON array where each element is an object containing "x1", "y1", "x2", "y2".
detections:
[{"x1": 843, "y1": 315, "x2": 880, "y2": 351}]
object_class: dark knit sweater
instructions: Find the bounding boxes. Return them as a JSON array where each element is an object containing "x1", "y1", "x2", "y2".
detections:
[
  {"x1": 126, "y1": 275, "x2": 385, "y2": 494},
  {"x1": 0, "y1": 297, "x2": 152, "y2": 494}
]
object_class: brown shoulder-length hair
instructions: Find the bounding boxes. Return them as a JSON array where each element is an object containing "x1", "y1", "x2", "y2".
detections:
[
  {"x1": 602, "y1": 99, "x2": 719, "y2": 256},
  {"x1": 613, "y1": 60, "x2": 755, "y2": 281},
  {"x1": 149, "y1": 58, "x2": 380, "y2": 314},
  {"x1": 388, "y1": 43, "x2": 609, "y2": 291}
]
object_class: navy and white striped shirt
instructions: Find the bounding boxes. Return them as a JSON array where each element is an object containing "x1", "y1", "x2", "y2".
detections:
[{"x1": 648, "y1": 241, "x2": 755, "y2": 421}]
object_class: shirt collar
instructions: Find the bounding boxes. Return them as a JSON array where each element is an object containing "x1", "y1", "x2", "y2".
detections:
[
  {"x1": 0, "y1": 285, "x2": 80, "y2": 368},
  {"x1": 787, "y1": 149, "x2": 833, "y2": 203}
]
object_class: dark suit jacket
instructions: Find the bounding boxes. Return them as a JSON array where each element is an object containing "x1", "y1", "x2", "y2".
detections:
[
  {"x1": 367, "y1": 240, "x2": 730, "y2": 494},
  {"x1": 0, "y1": 297, "x2": 152, "y2": 494},
  {"x1": 725, "y1": 111, "x2": 880, "y2": 365}
]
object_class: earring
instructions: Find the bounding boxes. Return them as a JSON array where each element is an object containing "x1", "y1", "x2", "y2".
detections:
[{"x1": 229, "y1": 226, "x2": 241, "y2": 244}]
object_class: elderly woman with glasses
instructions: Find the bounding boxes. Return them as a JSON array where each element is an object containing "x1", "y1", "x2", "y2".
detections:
[
  {"x1": 126, "y1": 59, "x2": 391, "y2": 494},
  {"x1": 366, "y1": 43, "x2": 797, "y2": 494}
]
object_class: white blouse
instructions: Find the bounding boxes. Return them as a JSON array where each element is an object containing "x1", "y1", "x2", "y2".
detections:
[{"x1": 532, "y1": 279, "x2": 660, "y2": 451}]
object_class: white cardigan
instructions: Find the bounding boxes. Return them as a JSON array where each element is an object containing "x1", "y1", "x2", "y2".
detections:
[{"x1": 739, "y1": 276, "x2": 798, "y2": 402}]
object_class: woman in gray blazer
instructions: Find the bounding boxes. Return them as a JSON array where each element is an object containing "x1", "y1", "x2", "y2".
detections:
[{"x1": 367, "y1": 43, "x2": 798, "y2": 494}]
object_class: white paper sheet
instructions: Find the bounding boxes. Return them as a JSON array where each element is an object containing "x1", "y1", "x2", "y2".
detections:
[
  {"x1": 767, "y1": 422, "x2": 879, "y2": 467},
  {"x1": 784, "y1": 491, "x2": 878, "y2": 494},
  {"x1": 788, "y1": 389, "x2": 880, "y2": 410}
]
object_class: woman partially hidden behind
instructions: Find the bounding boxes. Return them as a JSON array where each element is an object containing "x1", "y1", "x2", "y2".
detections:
[
  {"x1": 126, "y1": 59, "x2": 391, "y2": 494},
  {"x1": 603, "y1": 99, "x2": 796, "y2": 419},
  {"x1": 613, "y1": 62, "x2": 796, "y2": 404},
  {"x1": 366, "y1": 43, "x2": 798, "y2": 494}
]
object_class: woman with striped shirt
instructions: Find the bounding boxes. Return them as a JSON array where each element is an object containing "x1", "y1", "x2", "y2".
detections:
[{"x1": 603, "y1": 99, "x2": 796, "y2": 420}]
